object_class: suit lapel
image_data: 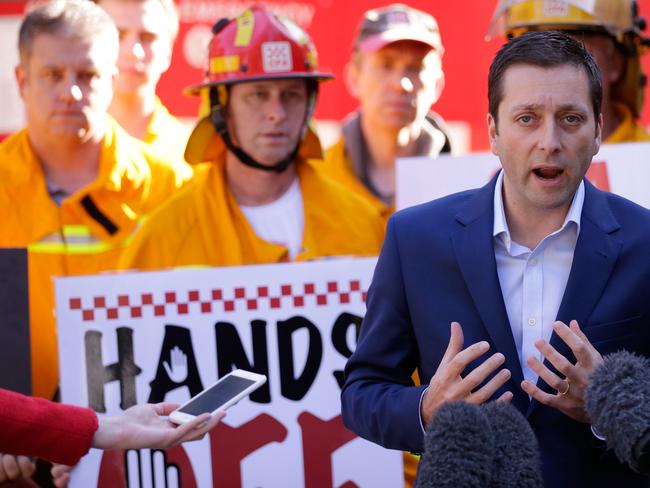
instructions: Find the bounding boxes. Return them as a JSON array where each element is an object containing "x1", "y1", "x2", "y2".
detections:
[
  {"x1": 528, "y1": 180, "x2": 622, "y2": 414},
  {"x1": 451, "y1": 176, "x2": 529, "y2": 412}
]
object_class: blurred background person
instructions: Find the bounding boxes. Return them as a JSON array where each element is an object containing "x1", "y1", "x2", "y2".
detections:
[
  {"x1": 95, "y1": 0, "x2": 190, "y2": 161},
  {"x1": 319, "y1": 3, "x2": 453, "y2": 220},
  {"x1": 488, "y1": 0, "x2": 650, "y2": 142}
]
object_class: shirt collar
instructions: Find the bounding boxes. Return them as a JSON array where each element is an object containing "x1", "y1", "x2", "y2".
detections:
[{"x1": 492, "y1": 170, "x2": 584, "y2": 246}]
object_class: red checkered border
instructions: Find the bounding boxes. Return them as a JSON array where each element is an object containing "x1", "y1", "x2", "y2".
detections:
[{"x1": 68, "y1": 280, "x2": 367, "y2": 322}]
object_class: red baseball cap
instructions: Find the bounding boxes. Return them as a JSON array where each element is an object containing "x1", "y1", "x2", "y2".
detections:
[{"x1": 353, "y1": 3, "x2": 444, "y2": 54}]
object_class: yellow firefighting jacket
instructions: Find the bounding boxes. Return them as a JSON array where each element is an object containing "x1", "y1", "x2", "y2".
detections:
[
  {"x1": 0, "y1": 118, "x2": 193, "y2": 399},
  {"x1": 121, "y1": 128, "x2": 385, "y2": 271},
  {"x1": 143, "y1": 97, "x2": 191, "y2": 163},
  {"x1": 322, "y1": 135, "x2": 391, "y2": 218}
]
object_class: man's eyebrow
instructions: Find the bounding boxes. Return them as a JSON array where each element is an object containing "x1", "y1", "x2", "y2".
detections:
[
  {"x1": 508, "y1": 103, "x2": 588, "y2": 113},
  {"x1": 509, "y1": 103, "x2": 541, "y2": 113}
]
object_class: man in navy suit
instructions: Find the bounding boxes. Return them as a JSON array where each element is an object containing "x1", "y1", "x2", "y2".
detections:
[{"x1": 341, "y1": 30, "x2": 650, "y2": 487}]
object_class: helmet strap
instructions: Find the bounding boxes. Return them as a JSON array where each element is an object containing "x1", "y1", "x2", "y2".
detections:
[{"x1": 209, "y1": 87, "x2": 299, "y2": 173}]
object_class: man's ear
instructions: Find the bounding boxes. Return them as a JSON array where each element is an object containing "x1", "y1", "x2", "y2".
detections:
[
  {"x1": 426, "y1": 51, "x2": 445, "y2": 105},
  {"x1": 594, "y1": 112, "x2": 603, "y2": 154},
  {"x1": 607, "y1": 49, "x2": 626, "y2": 85},
  {"x1": 343, "y1": 60, "x2": 360, "y2": 99},
  {"x1": 487, "y1": 112, "x2": 499, "y2": 156},
  {"x1": 15, "y1": 65, "x2": 27, "y2": 101},
  {"x1": 434, "y1": 69, "x2": 445, "y2": 103}
]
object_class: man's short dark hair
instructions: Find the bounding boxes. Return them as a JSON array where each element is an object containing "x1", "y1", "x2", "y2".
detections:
[
  {"x1": 19, "y1": 0, "x2": 118, "y2": 66},
  {"x1": 488, "y1": 30, "x2": 602, "y2": 126}
]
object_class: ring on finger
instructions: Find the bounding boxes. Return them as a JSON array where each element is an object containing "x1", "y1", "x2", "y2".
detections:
[{"x1": 558, "y1": 379, "x2": 570, "y2": 396}]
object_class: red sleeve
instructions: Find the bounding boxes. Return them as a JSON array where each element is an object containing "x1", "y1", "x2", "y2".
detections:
[{"x1": 0, "y1": 388, "x2": 99, "y2": 465}]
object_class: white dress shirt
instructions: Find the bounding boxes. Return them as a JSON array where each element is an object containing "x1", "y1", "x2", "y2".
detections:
[{"x1": 493, "y1": 171, "x2": 584, "y2": 384}]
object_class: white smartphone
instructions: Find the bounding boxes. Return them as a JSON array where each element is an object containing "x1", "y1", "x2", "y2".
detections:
[{"x1": 169, "y1": 369, "x2": 267, "y2": 425}]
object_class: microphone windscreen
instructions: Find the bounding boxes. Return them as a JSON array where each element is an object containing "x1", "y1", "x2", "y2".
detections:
[
  {"x1": 415, "y1": 401, "x2": 494, "y2": 488},
  {"x1": 483, "y1": 401, "x2": 543, "y2": 488},
  {"x1": 585, "y1": 350, "x2": 650, "y2": 471}
]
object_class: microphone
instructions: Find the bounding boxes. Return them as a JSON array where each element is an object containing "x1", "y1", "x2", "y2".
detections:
[
  {"x1": 415, "y1": 401, "x2": 494, "y2": 488},
  {"x1": 585, "y1": 350, "x2": 650, "y2": 473},
  {"x1": 482, "y1": 402, "x2": 543, "y2": 488}
]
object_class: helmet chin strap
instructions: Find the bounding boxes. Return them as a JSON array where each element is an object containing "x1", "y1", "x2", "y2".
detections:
[{"x1": 209, "y1": 86, "x2": 309, "y2": 174}]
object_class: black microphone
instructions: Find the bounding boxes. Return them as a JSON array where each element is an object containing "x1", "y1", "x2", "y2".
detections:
[
  {"x1": 585, "y1": 350, "x2": 650, "y2": 473},
  {"x1": 415, "y1": 401, "x2": 494, "y2": 488},
  {"x1": 483, "y1": 402, "x2": 543, "y2": 488}
]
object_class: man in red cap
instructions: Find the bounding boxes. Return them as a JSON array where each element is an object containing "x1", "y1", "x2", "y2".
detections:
[{"x1": 319, "y1": 3, "x2": 453, "y2": 220}]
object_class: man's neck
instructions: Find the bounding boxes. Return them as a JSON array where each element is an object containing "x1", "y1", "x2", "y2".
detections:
[
  {"x1": 503, "y1": 192, "x2": 570, "y2": 251},
  {"x1": 225, "y1": 152, "x2": 297, "y2": 206},
  {"x1": 109, "y1": 90, "x2": 156, "y2": 141},
  {"x1": 29, "y1": 132, "x2": 103, "y2": 196},
  {"x1": 360, "y1": 115, "x2": 423, "y2": 170}
]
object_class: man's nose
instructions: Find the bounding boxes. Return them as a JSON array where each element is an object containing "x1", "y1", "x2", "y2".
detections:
[
  {"x1": 537, "y1": 119, "x2": 562, "y2": 153},
  {"x1": 122, "y1": 34, "x2": 144, "y2": 60},
  {"x1": 266, "y1": 95, "x2": 288, "y2": 122},
  {"x1": 400, "y1": 76, "x2": 414, "y2": 93},
  {"x1": 388, "y1": 68, "x2": 414, "y2": 93},
  {"x1": 61, "y1": 78, "x2": 82, "y2": 102}
]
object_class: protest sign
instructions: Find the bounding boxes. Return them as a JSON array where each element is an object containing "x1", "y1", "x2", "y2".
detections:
[{"x1": 56, "y1": 257, "x2": 402, "y2": 487}]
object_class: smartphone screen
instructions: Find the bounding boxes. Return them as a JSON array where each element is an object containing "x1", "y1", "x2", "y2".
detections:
[{"x1": 177, "y1": 375, "x2": 256, "y2": 415}]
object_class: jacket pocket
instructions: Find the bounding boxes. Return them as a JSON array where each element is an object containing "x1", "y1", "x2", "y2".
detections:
[{"x1": 586, "y1": 315, "x2": 643, "y2": 346}]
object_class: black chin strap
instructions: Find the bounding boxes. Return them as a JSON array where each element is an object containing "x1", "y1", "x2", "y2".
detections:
[{"x1": 209, "y1": 88, "x2": 299, "y2": 173}]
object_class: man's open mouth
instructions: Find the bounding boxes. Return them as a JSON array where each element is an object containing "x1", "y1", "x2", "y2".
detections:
[{"x1": 533, "y1": 167, "x2": 564, "y2": 179}]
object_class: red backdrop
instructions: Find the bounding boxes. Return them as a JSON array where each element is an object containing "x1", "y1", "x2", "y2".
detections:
[{"x1": 3, "y1": 0, "x2": 650, "y2": 150}]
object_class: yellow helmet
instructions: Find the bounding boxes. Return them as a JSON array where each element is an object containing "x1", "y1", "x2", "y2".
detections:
[{"x1": 487, "y1": 0, "x2": 650, "y2": 116}]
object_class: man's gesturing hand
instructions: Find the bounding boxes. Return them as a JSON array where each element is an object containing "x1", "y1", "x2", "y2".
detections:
[
  {"x1": 420, "y1": 322, "x2": 513, "y2": 426},
  {"x1": 521, "y1": 320, "x2": 603, "y2": 423}
]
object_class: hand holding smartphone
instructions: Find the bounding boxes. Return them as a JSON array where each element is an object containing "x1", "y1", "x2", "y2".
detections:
[{"x1": 169, "y1": 369, "x2": 267, "y2": 425}]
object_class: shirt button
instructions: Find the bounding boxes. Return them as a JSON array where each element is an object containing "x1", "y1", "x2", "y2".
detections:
[
  {"x1": 529, "y1": 258, "x2": 538, "y2": 266},
  {"x1": 528, "y1": 317, "x2": 536, "y2": 326}
]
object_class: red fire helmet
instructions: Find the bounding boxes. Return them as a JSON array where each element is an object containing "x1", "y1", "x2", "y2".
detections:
[{"x1": 185, "y1": 5, "x2": 333, "y2": 95}]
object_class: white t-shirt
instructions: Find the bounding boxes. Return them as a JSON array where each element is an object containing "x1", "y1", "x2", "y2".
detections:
[{"x1": 240, "y1": 178, "x2": 305, "y2": 259}]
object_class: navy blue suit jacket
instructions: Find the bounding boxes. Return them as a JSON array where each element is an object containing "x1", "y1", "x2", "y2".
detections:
[{"x1": 342, "y1": 177, "x2": 650, "y2": 487}]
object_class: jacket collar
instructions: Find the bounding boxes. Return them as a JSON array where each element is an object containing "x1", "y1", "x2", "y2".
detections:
[{"x1": 1, "y1": 118, "x2": 153, "y2": 244}]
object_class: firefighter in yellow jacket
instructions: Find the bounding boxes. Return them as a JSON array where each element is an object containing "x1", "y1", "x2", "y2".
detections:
[
  {"x1": 122, "y1": 6, "x2": 385, "y2": 272},
  {"x1": 488, "y1": 0, "x2": 650, "y2": 142},
  {"x1": 0, "y1": 0, "x2": 192, "y2": 405}
]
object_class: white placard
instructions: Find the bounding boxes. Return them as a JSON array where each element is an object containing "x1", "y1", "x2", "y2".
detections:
[
  {"x1": 0, "y1": 16, "x2": 24, "y2": 134},
  {"x1": 56, "y1": 258, "x2": 402, "y2": 488},
  {"x1": 397, "y1": 142, "x2": 650, "y2": 210}
]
